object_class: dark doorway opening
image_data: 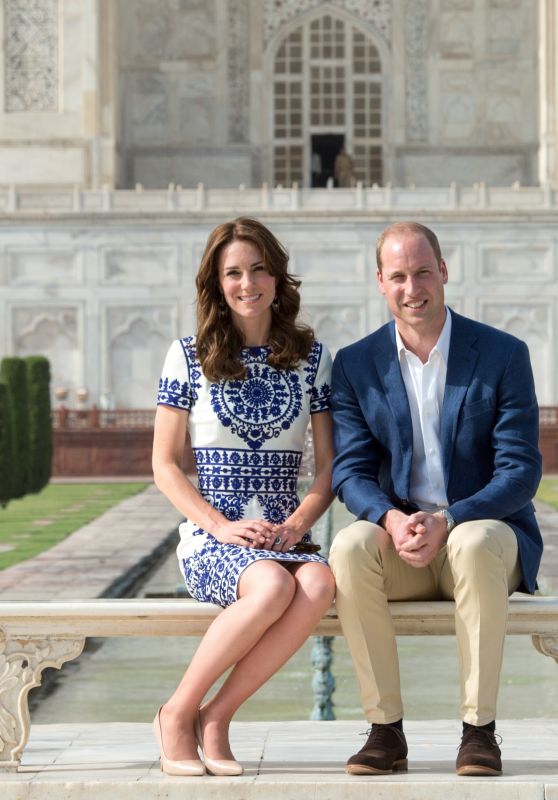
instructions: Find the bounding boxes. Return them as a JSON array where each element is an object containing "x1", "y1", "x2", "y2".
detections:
[{"x1": 311, "y1": 134, "x2": 344, "y2": 187}]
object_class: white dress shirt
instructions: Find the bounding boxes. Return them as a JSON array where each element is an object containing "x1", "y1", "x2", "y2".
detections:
[{"x1": 395, "y1": 310, "x2": 452, "y2": 512}]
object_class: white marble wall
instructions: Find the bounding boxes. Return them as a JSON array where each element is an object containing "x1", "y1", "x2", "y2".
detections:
[
  {"x1": 388, "y1": 0, "x2": 540, "y2": 186},
  {"x1": 0, "y1": 186, "x2": 557, "y2": 408},
  {"x1": 0, "y1": 0, "x2": 117, "y2": 187},
  {"x1": 0, "y1": 0, "x2": 553, "y2": 189},
  {"x1": 114, "y1": 0, "x2": 542, "y2": 189},
  {"x1": 117, "y1": 0, "x2": 245, "y2": 188}
]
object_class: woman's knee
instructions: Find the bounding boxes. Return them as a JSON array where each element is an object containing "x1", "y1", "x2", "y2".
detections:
[
  {"x1": 239, "y1": 561, "x2": 296, "y2": 617},
  {"x1": 294, "y1": 563, "x2": 336, "y2": 607}
]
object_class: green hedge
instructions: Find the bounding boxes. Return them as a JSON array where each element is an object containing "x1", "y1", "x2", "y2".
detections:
[
  {"x1": 25, "y1": 356, "x2": 52, "y2": 494},
  {"x1": 0, "y1": 381, "x2": 14, "y2": 507},
  {"x1": 0, "y1": 357, "x2": 28, "y2": 499}
]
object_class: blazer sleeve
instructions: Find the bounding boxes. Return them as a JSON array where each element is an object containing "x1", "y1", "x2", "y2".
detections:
[
  {"x1": 331, "y1": 348, "x2": 395, "y2": 524},
  {"x1": 448, "y1": 338, "x2": 542, "y2": 523}
]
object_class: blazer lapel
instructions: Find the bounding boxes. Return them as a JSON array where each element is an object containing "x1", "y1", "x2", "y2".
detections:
[
  {"x1": 441, "y1": 312, "x2": 479, "y2": 479},
  {"x1": 373, "y1": 324, "x2": 414, "y2": 456}
]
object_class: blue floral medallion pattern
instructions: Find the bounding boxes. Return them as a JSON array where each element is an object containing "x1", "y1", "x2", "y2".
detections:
[
  {"x1": 210, "y1": 349, "x2": 303, "y2": 450},
  {"x1": 157, "y1": 337, "x2": 332, "y2": 608}
]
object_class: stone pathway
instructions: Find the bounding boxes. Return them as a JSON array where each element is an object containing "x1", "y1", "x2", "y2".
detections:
[
  {"x1": 0, "y1": 486, "x2": 556, "y2": 601},
  {"x1": 0, "y1": 484, "x2": 183, "y2": 600}
]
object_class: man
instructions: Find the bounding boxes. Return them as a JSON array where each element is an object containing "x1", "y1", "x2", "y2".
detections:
[
  {"x1": 334, "y1": 147, "x2": 355, "y2": 187},
  {"x1": 329, "y1": 221, "x2": 542, "y2": 777}
]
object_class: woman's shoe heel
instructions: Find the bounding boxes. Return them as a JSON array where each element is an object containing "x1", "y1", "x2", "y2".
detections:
[
  {"x1": 195, "y1": 712, "x2": 244, "y2": 776},
  {"x1": 152, "y1": 706, "x2": 206, "y2": 776}
]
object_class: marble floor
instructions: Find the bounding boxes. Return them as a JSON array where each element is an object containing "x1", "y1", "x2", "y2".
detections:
[{"x1": 1, "y1": 719, "x2": 557, "y2": 799}]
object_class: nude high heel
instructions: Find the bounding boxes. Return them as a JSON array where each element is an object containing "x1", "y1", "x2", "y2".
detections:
[
  {"x1": 195, "y1": 711, "x2": 244, "y2": 776},
  {"x1": 152, "y1": 706, "x2": 206, "y2": 776}
]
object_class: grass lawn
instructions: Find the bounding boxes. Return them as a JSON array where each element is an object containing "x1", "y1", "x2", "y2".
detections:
[
  {"x1": 0, "y1": 479, "x2": 555, "y2": 573},
  {"x1": 0, "y1": 482, "x2": 148, "y2": 570},
  {"x1": 537, "y1": 477, "x2": 558, "y2": 511}
]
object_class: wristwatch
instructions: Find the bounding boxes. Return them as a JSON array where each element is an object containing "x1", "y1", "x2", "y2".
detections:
[{"x1": 439, "y1": 508, "x2": 456, "y2": 534}]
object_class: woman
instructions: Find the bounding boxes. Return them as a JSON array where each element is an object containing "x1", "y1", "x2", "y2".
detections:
[{"x1": 152, "y1": 217, "x2": 335, "y2": 776}]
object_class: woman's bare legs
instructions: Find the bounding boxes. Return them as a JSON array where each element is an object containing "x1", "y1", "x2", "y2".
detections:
[
  {"x1": 199, "y1": 562, "x2": 336, "y2": 760},
  {"x1": 158, "y1": 559, "x2": 298, "y2": 760}
]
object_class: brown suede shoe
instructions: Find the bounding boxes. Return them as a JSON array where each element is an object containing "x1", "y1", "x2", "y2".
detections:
[
  {"x1": 456, "y1": 726, "x2": 502, "y2": 776},
  {"x1": 346, "y1": 725, "x2": 408, "y2": 775}
]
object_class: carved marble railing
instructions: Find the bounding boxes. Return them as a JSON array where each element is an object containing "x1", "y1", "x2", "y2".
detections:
[
  {"x1": 52, "y1": 407, "x2": 155, "y2": 430},
  {"x1": 50, "y1": 406, "x2": 558, "y2": 431},
  {"x1": 541, "y1": 407, "x2": 558, "y2": 425},
  {"x1": 48, "y1": 408, "x2": 558, "y2": 476},
  {"x1": 1, "y1": 182, "x2": 558, "y2": 217},
  {"x1": 0, "y1": 597, "x2": 557, "y2": 771}
]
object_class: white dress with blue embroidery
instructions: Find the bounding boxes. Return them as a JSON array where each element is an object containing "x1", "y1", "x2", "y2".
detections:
[{"x1": 157, "y1": 337, "x2": 332, "y2": 608}]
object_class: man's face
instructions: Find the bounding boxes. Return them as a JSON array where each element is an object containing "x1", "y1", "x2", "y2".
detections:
[{"x1": 376, "y1": 231, "x2": 448, "y2": 336}]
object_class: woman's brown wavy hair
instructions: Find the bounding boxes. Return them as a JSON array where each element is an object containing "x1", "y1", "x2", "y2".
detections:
[{"x1": 196, "y1": 217, "x2": 314, "y2": 381}]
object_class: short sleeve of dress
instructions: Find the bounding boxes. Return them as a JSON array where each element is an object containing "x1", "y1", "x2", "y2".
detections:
[
  {"x1": 309, "y1": 341, "x2": 332, "y2": 414},
  {"x1": 157, "y1": 338, "x2": 196, "y2": 411}
]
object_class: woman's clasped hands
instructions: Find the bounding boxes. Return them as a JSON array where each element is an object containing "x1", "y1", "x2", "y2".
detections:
[
  {"x1": 265, "y1": 522, "x2": 304, "y2": 552},
  {"x1": 213, "y1": 517, "x2": 273, "y2": 548},
  {"x1": 212, "y1": 518, "x2": 303, "y2": 552}
]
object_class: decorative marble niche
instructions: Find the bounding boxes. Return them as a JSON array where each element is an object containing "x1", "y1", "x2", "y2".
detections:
[
  {"x1": 10, "y1": 305, "x2": 82, "y2": 400},
  {"x1": 478, "y1": 244, "x2": 554, "y2": 284},
  {"x1": 103, "y1": 305, "x2": 177, "y2": 409},
  {"x1": 304, "y1": 302, "x2": 368, "y2": 353},
  {"x1": 289, "y1": 243, "x2": 367, "y2": 284},
  {"x1": 4, "y1": 248, "x2": 82, "y2": 287},
  {"x1": 481, "y1": 301, "x2": 554, "y2": 406},
  {"x1": 289, "y1": 240, "x2": 369, "y2": 347},
  {"x1": 119, "y1": 0, "x2": 223, "y2": 187},
  {"x1": 100, "y1": 246, "x2": 179, "y2": 287}
]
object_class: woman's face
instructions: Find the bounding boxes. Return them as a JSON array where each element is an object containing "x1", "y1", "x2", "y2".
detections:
[{"x1": 218, "y1": 239, "x2": 277, "y2": 328}]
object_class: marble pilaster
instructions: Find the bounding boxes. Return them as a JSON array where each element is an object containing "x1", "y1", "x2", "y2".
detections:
[{"x1": 539, "y1": 0, "x2": 558, "y2": 184}]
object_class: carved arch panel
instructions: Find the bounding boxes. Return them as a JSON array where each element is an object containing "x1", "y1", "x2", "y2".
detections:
[{"x1": 265, "y1": 5, "x2": 389, "y2": 187}]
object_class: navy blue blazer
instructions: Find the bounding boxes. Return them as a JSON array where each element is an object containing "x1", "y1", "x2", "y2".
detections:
[{"x1": 331, "y1": 309, "x2": 543, "y2": 593}]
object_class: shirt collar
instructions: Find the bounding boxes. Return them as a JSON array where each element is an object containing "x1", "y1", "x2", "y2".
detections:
[{"x1": 395, "y1": 307, "x2": 452, "y2": 365}]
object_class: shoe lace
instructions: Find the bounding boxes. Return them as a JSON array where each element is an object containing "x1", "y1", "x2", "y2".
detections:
[
  {"x1": 361, "y1": 725, "x2": 399, "y2": 745},
  {"x1": 458, "y1": 727, "x2": 502, "y2": 750}
]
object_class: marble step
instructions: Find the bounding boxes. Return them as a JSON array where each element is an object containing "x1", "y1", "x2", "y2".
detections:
[{"x1": 2, "y1": 720, "x2": 557, "y2": 800}]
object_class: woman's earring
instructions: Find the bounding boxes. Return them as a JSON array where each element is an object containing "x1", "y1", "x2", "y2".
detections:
[
  {"x1": 219, "y1": 296, "x2": 227, "y2": 315},
  {"x1": 272, "y1": 295, "x2": 280, "y2": 309}
]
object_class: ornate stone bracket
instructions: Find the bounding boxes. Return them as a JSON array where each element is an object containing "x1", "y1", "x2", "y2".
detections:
[
  {"x1": 531, "y1": 634, "x2": 558, "y2": 664},
  {"x1": 0, "y1": 633, "x2": 85, "y2": 771}
]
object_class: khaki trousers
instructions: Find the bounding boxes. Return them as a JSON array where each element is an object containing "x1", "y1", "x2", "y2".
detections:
[{"x1": 329, "y1": 519, "x2": 521, "y2": 726}]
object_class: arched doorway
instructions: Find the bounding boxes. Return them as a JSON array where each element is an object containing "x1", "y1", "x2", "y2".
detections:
[{"x1": 271, "y1": 12, "x2": 384, "y2": 187}]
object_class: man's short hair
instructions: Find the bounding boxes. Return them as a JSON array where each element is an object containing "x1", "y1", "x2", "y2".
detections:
[{"x1": 376, "y1": 222, "x2": 442, "y2": 272}]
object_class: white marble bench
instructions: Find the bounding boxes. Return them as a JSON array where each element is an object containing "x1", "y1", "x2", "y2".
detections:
[{"x1": 1, "y1": 595, "x2": 557, "y2": 771}]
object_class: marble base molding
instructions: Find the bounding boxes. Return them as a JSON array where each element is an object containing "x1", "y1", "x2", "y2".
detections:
[{"x1": 1, "y1": 596, "x2": 558, "y2": 771}]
